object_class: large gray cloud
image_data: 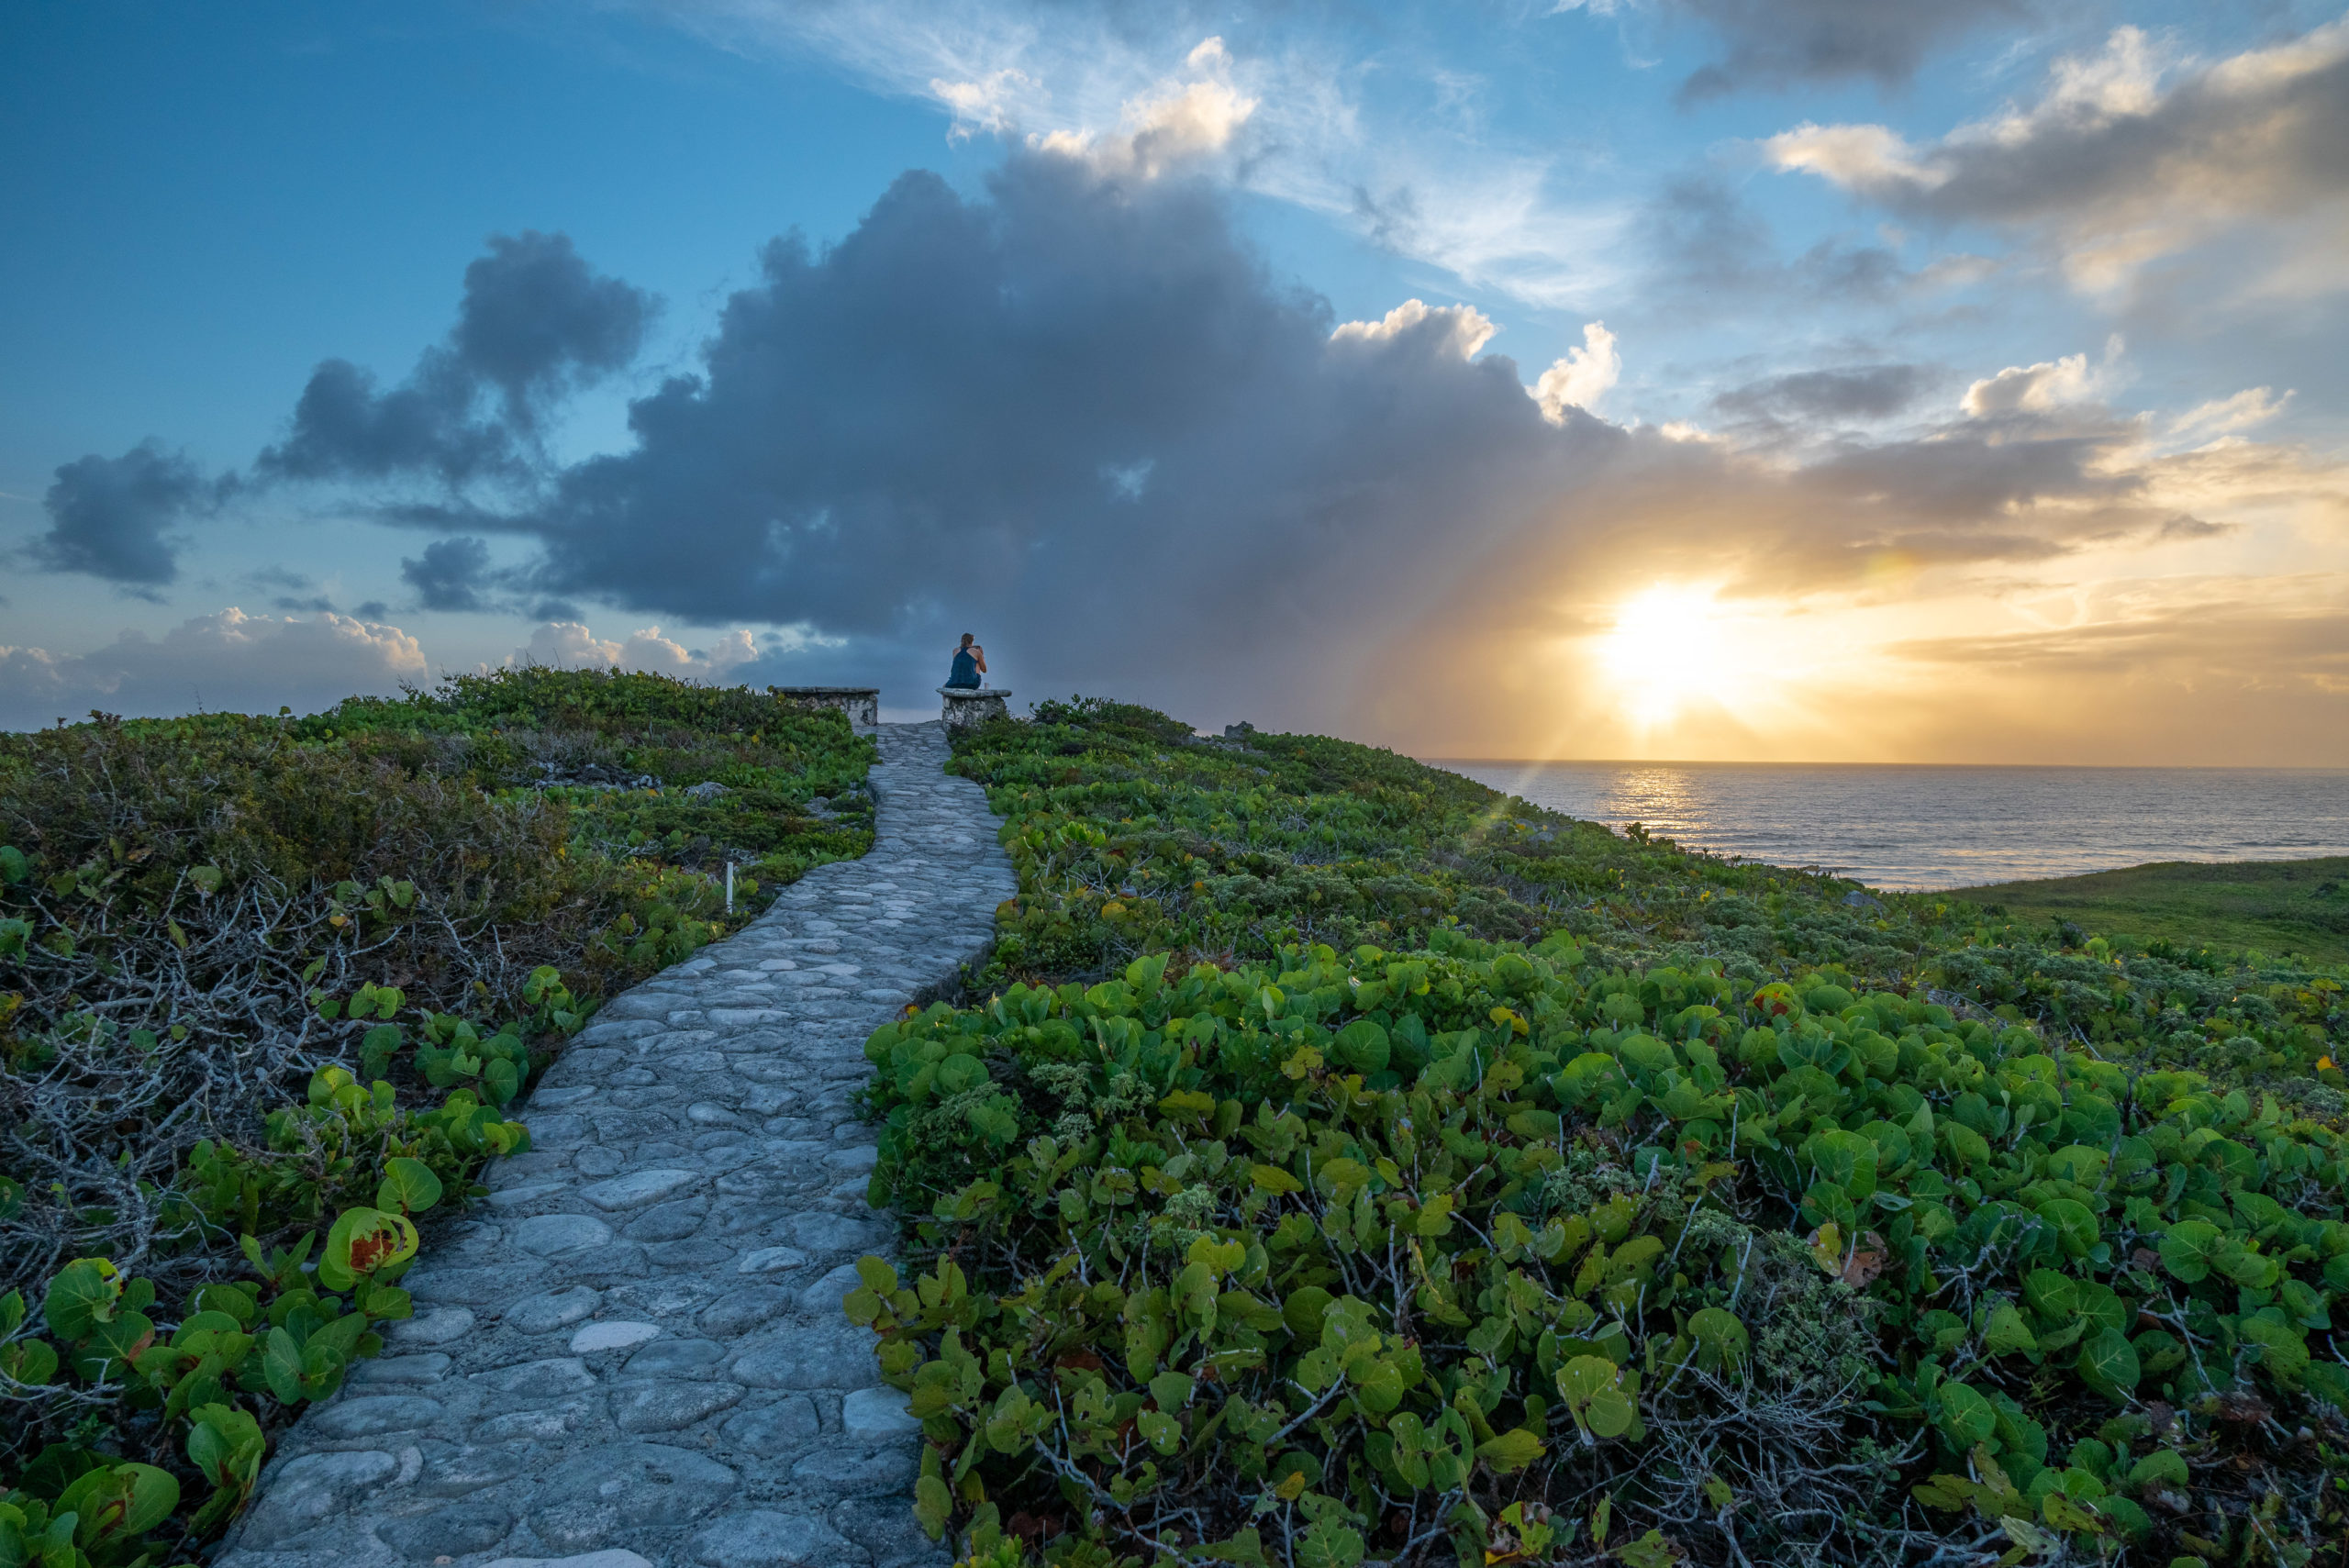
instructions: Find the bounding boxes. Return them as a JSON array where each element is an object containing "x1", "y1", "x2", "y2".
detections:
[
  {"x1": 1714, "y1": 364, "x2": 1933, "y2": 423},
  {"x1": 1670, "y1": 0, "x2": 2034, "y2": 101},
  {"x1": 29, "y1": 439, "x2": 230, "y2": 588},
  {"x1": 218, "y1": 147, "x2": 2209, "y2": 728},
  {"x1": 400, "y1": 536, "x2": 499, "y2": 613},
  {"x1": 489, "y1": 155, "x2": 1598, "y2": 714},
  {"x1": 257, "y1": 230, "x2": 653, "y2": 485}
]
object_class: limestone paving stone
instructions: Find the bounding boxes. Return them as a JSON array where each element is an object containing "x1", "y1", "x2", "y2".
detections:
[{"x1": 217, "y1": 722, "x2": 1009, "y2": 1568}]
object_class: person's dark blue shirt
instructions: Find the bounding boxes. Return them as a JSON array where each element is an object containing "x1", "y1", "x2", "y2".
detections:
[{"x1": 947, "y1": 648, "x2": 981, "y2": 688}]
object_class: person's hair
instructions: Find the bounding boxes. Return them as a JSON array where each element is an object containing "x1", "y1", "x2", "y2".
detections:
[{"x1": 959, "y1": 633, "x2": 974, "y2": 650}]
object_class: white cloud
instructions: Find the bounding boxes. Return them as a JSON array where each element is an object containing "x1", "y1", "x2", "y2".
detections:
[
  {"x1": 1763, "y1": 122, "x2": 1947, "y2": 196},
  {"x1": 1330, "y1": 299, "x2": 1497, "y2": 359},
  {"x1": 1961, "y1": 351, "x2": 2099, "y2": 417},
  {"x1": 1533, "y1": 321, "x2": 1622, "y2": 420},
  {"x1": 1030, "y1": 46, "x2": 1258, "y2": 179},
  {"x1": 932, "y1": 67, "x2": 1037, "y2": 139},
  {"x1": 0, "y1": 608, "x2": 427, "y2": 728},
  {"x1": 2167, "y1": 386, "x2": 2294, "y2": 444},
  {"x1": 509, "y1": 622, "x2": 761, "y2": 678},
  {"x1": 1764, "y1": 17, "x2": 2349, "y2": 295},
  {"x1": 640, "y1": 1, "x2": 1626, "y2": 306}
]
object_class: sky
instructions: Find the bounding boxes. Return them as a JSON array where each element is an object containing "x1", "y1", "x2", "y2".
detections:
[{"x1": 3, "y1": 0, "x2": 2345, "y2": 762}]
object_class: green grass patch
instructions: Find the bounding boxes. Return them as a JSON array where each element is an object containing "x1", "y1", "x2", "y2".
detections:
[{"x1": 1953, "y1": 857, "x2": 2349, "y2": 967}]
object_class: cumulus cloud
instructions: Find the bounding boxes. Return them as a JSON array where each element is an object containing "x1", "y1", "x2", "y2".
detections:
[
  {"x1": 401, "y1": 537, "x2": 500, "y2": 613},
  {"x1": 1330, "y1": 300, "x2": 1497, "y2": 359},
  {"x1": 1030, "y1": 39, "x2": 1256, "y2": 179},
  {"x1": 28, "y1": 439, "x2": 233, "y2": 587},
  {"x1": 449, "y1": 230, "x2": 654, "y2": 425},
  {"x1": 434, "y1": 151, "x2": 1590, "y2": 718},
  {"x1": 58, "y1": 108, "x2": 2339, "y2": 758},
  {"x1": 1765, "y1": 17, "x2": 2349, "y2": 294},
  {"x1": 1664, "y1": 0, "x2": 2032, "y2": 101},
  {"x1": 507, "y1": 622, "x2": 761, "y2": 679},
  {"x1": 1960, "y1": 352, "x2": 2102, "y2": 417},
  {"x1": 0, "y1": 609, "x2": 426, "y2": 729},
  {"x1": 187, "y1": 136, "x2": 2314, "y2": 742},
  {"x1": 256, "y1": 230, "x2": 653, "y2": 485},
  {"x1": 1533, "y1": 322, "x2": 1621, "y2": 421}
]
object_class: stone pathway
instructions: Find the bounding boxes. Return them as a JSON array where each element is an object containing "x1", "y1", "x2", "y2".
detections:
[{"x1": 217, "y1": 722, "x2": 1016, "y2": 1568}]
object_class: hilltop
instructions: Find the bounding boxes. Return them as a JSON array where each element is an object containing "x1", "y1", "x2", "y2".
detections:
[{"x1": 3, "y1": 689, "x2": 2344, "y2": 1567}]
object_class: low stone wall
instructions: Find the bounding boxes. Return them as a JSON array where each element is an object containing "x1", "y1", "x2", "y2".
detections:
[
  {"x1": 776, "y1": 687, "x2": 880, "y2": 728},
  {"x1": 214, "y1": 721, "x2": 1017, "y2": 1568},
  {"x1": 936, "y1": 688, "x2": 1010, "y2": 730}
]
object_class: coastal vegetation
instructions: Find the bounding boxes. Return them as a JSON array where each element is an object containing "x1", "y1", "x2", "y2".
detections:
[
  {"x1": 6, "y1": 681, "x2": 2343, "y2": 1568},
  {"x1": 1954, "y1": 859, "x2": 2349, "y2": 970},
  {"x1": 0, "y1": 668, "x2": 874, "y2": 1565},
  {"x1": 860, "y1": 698, "x2": 2348, "y2": 1568}
]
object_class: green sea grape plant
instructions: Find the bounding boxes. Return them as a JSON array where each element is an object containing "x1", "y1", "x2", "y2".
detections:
[
  {"x1": 0, "y1": 1062, "x2": 483, "y2": 1564},
  {"x1": 853, "y1": 932, "x2": 2349, "y2": 1565},
  {"x1": 3, "y1": 668, "x2": 874, "y2": 1555}
]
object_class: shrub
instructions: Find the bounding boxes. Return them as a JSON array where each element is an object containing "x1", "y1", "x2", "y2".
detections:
[
  {"x1": 0, "y1": 670, "x2": 874, "y2": 1561},
  {"x1": 848, "y1": 699, "x2": 2349, "y2": 1568}
]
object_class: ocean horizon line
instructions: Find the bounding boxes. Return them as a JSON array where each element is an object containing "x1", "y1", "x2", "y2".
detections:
[{"x1": 1423, "y1": 757, "x2": 2349, "y2": 773}]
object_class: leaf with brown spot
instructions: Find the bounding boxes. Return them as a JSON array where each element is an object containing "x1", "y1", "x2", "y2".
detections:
[{"x1": 1841, "y1": 1230, "x2": 1887, "y2": 1288}]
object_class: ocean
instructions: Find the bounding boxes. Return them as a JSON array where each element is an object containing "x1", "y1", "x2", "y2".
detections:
[{"x1": 1430, "y1": 761, "x2": 2349, "y2": 892}]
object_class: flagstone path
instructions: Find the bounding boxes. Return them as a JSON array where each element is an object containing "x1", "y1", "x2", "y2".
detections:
[{"x1": 217, "y1": 720, "x2": 1014, "y2": 1568}]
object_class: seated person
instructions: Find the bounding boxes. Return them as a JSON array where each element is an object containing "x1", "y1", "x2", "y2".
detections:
[{"x1": 946, "y1": 633, "x2": 986, "y2": 689}]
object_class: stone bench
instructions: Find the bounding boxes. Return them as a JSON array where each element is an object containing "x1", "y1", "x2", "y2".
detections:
[
  {"x1": 776, "y1": 686, "x2": 879, "y2": 727},
  {"x1": 937, "y1": 687, "x2": 1011, "y2": 729}
]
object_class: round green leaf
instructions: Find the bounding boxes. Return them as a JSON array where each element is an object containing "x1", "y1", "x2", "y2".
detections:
[
  {"x1": 1982, "y1": 1301, "x2": 2038, "y2": 1358},
  {"x1": 374, "y1": 1157, "x2": 445, "y2": 1217},
  {"x1": 1475, "y1": 1428, "x2": 1545, "y2": 1472},
  {"x1": 1330, "y1": 1018, "x2": 1390, "y2": 1073},
  {"x1": 2072, "y1": 1281, "x2": 2128, "y2": 1336},
  {"x1": 2076, "y1": 1329, "x2": 2142, "y2": 1402},
  {"x1": 318, "y1": 1206, "x2": 419, "y2": 1291},
  {"x1": 1687, "y1": 1307, "x2": 1750, "y2": 1371},
  {"x1": 1934, "y1": 1379, "x2": 1995, "y2": 1448},
  {"x1": 2240, "y1": 1315, "x2": 2310, "y2": 1388},
  {"x1": 2036, "y1": 1198, "x2": 2099, "y2": 1258},
  {"x1": 1556, "y1": 1354, "x2": 1635, "y2": 1439},
  {"x1": 1284, "y1": 1285, "x2": 1334, "y2": 1340},
  {"x1": 2123, "y1": 1449, "x2": 2188, "y2": 1493},
  {"x1": 1137, "y1": 1407, "x2": 1181, "y2": 1454},
  {"x1": 2157, "y1": 1220, "x2": 2221, "y2": 1284},
  {"x1": 42, "y1": 1257, "x2": 123, "y2": 1340}
]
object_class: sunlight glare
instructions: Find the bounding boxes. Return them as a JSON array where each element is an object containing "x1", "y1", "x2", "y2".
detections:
[{"x1": 1598, "y1": 584, "x2": 1734, "y2": 727}]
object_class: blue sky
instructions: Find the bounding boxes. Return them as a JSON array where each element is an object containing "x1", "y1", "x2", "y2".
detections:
[{"x1": 5, "y1": 0, "x2": 2346, "y2": 760}]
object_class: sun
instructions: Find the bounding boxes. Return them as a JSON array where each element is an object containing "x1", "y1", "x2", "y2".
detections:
[{"x1": 1597, "y1": 584, "x2": 1734, "y2": 727}]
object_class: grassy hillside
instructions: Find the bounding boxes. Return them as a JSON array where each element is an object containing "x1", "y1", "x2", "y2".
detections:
[
  {"x1": 9, "y1": 688, "x2": 2343, "y2": 1568},
  {"x1": 0, "y1": 669, "x2": 874, "y2": 1564},
  {"x1": 855, "y1": 699, "x2": 2347, "y2": 1568},
  {"x1": 1953, "y1": 857, "x2": 2349, "y2": 968}
]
